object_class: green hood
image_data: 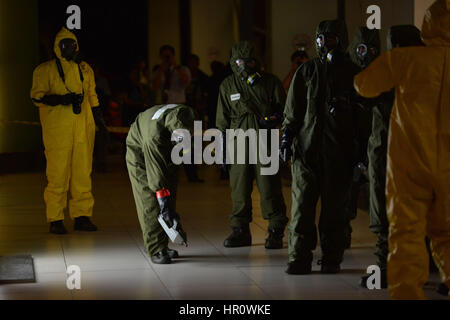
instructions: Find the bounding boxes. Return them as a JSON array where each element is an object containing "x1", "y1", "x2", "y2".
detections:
[
  {"x1": 349, "y1": 27, "x2": 380, "y2": 68},
  {"x1": 421, "y1": 0, "x2": 450, "y2": 47},
  {"x1": 229, "y1": 41, "x2": 259, "y2": 75},
  {"x1": 387, "y1": 25, "x2": 423, "y2": 50},
  {"x1": 165, "y1": 105, "x2": 195, "y2": 135},
  {"x1": 315, "y1": 19, "x2": 349, "y2": 55}
]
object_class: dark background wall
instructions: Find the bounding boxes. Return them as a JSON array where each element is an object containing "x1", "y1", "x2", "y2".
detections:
[
  {"x1": 38, "y1": 0, "x2": 148, "y2": 78},
  {"x1": 0, "y1": 0, "x2": 427, "y2": 174},
  {"x1": 0, "y1": 0, "x2": 41, "y2": 156}
]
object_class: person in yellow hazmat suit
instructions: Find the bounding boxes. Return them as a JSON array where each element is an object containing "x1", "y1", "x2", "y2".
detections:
[
  {"x1": 354, "y1": 0, "x2": 450, "y2": 299},
  {"x1": 31, "y1": 27, "x2": 105, "y2": 234}
]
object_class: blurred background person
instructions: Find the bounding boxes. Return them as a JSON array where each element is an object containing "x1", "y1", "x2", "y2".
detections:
[
  {"x1": 123, "y1": 65, "x2": 149, "y2": 127},
  {"x1": 152, "y1": 45, "x2": 191, "y2": 105},
  {"x1": 137, "y1": 57, "x2": 156, "y2": 107},
  {"x1": 92, "y1": 62, "x2": 112, "y2": 172},
  {"x1": 186, "y1": 54, "x2": 209, "y2": 123},
  {"x1": 282, "y1": 49, "x2": 309, "y2": 92},
  {"x1": 152, "y1": 45, "x2": 203, "y2": 183},
  {"x1": 206, "y1": 60, "x2": 231, "y2": 180},
  {"x1": 207, "y1": 60, "x2": 231, "y2": 130}
]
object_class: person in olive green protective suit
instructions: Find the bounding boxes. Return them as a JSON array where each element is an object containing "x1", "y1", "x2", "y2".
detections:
[
  {"x1": 354, "y1": 0, "x2": 450, "y2": 299},
  {"x1": 126, "y1": 104, "x2": 194, "y2": 264},
  {"x1": 352, "y1": 25, "x2": 424, "y2": 289},
  {"x1": 31, "y1": 27, "x2": 105, "y2": 234},
  {"x1": 280, "y1": 20, "x2": 361, "y2": 274},
  {"x1": 216, "y1": 41, "x2": 288, "y2": 250},
  {"x1": 344, "y1": 27, "x2": 379, "y2": 250}
]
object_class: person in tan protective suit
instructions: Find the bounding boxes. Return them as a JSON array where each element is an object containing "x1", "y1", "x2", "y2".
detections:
[{"x1": 354, "y1": 0, "x2": 450, "y2": 299}]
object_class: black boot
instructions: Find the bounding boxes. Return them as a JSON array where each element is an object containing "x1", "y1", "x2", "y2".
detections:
[
  {"x1": 426, "y1": 237, "x2": 439, "y2": 273},
  {"x1": 344, "y1": 233, "x2": 352, "y2": 250},
  {"x1": 151, "y1": 250, "x2": 172, "y2": 264},
  {"x1": 74, "y1": 216, "x2": 98, "y2": 232},
  {"x1": 318, "y1": 259, "x2": 341, "y2": 274},
  {"x1": 344, "y1": 225, "x2": 352, "y2": 249},
  {"x1": 436, "y1": 283, "x2": 449, "y2": 296},
  {"x1": 360, "y1": 268, "x2": 387, "y2": 289},
  {"x1": 265, "y1": 228, "x2": 284, "y2": 249},
  {"x1": 50, "y1": 220, "x2": 68, "y2": 235},
  {"x1": 167, "y1": 248, "x2": 179, "y2": 259},
  {"x1": 285, "y1": 260, "x2": 312, "y2": 275},
  {"x1": 223, "y1": 226, "x2": 251, "y2": 248}
]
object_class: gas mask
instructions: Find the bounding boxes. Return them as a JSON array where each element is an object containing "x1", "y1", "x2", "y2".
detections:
[
  {"x1": 171, "y1": 129, "x2": 191, "y2": 144},
  {"x1": 235, "y1": 58, "x2": 261, "y2": 86},
  {"x1": 59, "y1": 38, "x2": 82, "y2": 64},
  {"x1": 355, "y1": 43, "x2": 378, "y2": 68},
  {"x1": 316, "y1": 33, "x2": 343, "y2": 64}
]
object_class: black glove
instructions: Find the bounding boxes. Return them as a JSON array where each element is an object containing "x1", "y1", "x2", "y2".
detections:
[
  {"x1": 38, "y1": 94, "x2": 74, "y2": 106},
  {"x1": 156, "y1": 188, "x2": 179, "y2": 228},
  {"x1": 92, "y1": 107, "x2": 107, "y2": 131},
  {"x1": 92, "y1": 106, "x2": 110, "y2": 144},
  {"x1": 340, "y1": 90, "x2": 365, "y2": 110},
  {"x1": 353, "y1": 161, "x2": 369, "y2": 184},
  {"x1": 279, "y1": 128, "x2": 293, "y2": 163}
]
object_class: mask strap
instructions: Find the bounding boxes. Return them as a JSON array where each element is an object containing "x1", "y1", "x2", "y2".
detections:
[
  {"x1": 55, "y1": 58, "x2": 66, "y2": 83},
  {"x1": 55, "y1": 58, "x2": 84, "y2": 95}
]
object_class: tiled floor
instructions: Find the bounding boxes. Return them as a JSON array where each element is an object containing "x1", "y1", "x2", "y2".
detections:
[{"x1": 0, "y1": 156, "x2": 445, "y2": 300}]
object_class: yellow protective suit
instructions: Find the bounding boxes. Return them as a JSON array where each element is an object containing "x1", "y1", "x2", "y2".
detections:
[
  {"x1": 354, "y1": 0, "x2": 450, "y2": 299},
  {"x1": 30, "y1": 27, "x2": 99, "y2": 222}
]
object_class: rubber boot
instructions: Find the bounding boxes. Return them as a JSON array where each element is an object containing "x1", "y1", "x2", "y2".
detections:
[
  {"x1": 151, "y1": 250, "x2": 171, "y2": 264},
  {"x1": 285, "y1": 260, "x2": 312, "y2": 275},
  {"x1": 50, "y1": 221, "x2": 68, "y2": 235},
  {"x1": 318, "y1": 259, "x2": 341, "y2": 274},
  {"x1": 344, "y1": 225, "x2": 352, "y2": 249},
  {"x1": 265, "y1": 228, "x2": 284, "y2": 249},
  {"x1": 168, "y1": 248, "x2": 179, "y2": 259},
  {"x1": 74, "y1": 216, "x2": 98, "y2": 232},
  {"x1": 223, "y1": 226, "x2": 251, "y2": 248},
  {"x1": 436, "y1": 283, "x2": 449, "y2": 296}
]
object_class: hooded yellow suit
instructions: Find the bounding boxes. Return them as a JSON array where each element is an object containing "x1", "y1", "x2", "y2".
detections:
[
  {"x1": 354, "y1": 0, "x2": 450, "y2": 299},
  {"x1": 31, "y1": 28, "x2": 99, "y2": 222}
]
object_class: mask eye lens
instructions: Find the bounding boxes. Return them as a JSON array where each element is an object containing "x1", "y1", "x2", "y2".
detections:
[
  {"x1": 325, "y1": 34, "x2": 339, "y2": 47},
  {"x1": 235, "y1": 59, "x2": 244, "y2": 67},
  {"x1": 60, "y1": 39, "x2": 77, "y2": 51},
  {"x1": 356, "y1": 44, "x2": 368, "y2": 57},
  {"x1": 246, "y1": 59, "x2": 256, "y2": 68},
  {"x1": 316, "y1": 35, "x2": 325, "y2": 48}
]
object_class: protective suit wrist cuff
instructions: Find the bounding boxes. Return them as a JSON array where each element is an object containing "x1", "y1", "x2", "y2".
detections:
[{"x1": 156, "y1": 188, "x2": 171, "y2": 199}]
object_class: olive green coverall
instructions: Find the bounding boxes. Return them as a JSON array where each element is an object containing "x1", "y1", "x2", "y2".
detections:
[
  {"x1": 126, "y1": 104, "x2": 194, "y2": 256},
  {"x1": 351, "y1": 26, "x2": 424, "y2": 270},
  {"x1": 282, "y1": 21, "x2": 361, "y2": 265},
  {"x1": 216, "y1": 41, "x2": 288, "y2": 231}
]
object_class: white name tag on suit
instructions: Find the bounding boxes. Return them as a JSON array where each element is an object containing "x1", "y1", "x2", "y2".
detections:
[
  {"x1": 230, "y1": 94, "x2": 241, "y2": 102},
  {"x1": 152, "y1": 104, "x2": 179, "y2": 120}
]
